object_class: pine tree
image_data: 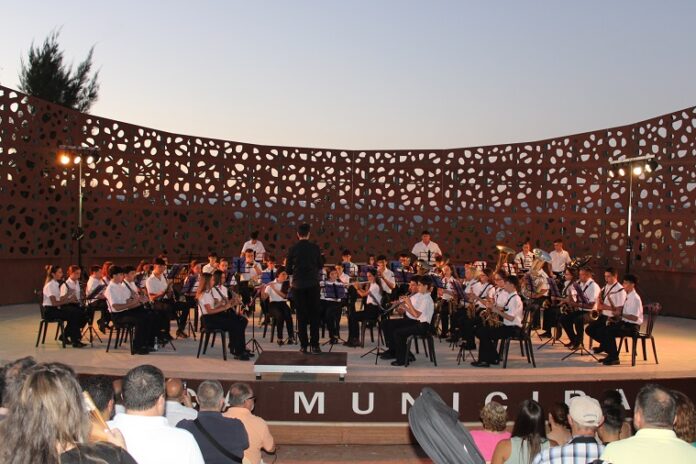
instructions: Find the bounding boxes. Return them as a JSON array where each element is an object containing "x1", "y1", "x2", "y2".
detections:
[{"x1": 18, "y1": 29, "x2": 100, "y2": 113}]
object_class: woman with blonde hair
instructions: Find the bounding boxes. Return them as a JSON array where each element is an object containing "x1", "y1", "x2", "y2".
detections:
[
  {"x1": 0, "y1": 362, "x2": 135, "y2": 464},
  {"x1": 470, "y1": 401, "x2": 511, "y2": 462}
]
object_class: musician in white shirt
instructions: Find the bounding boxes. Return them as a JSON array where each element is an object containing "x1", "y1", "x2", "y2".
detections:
[
  {"x1": 472, "y1": 274, "x2": 524, "y2": 367},
  {"x1": 106, "y1": 265, "x2": 155, "y2": 354},
  {"x1": 380, "y1": 275, "x2": 435, "y2": 366},
  {"x1": 321, "y1": 268, "x2": 345, "y2": 344},
  {"x1": 560, "y1": 267, "x2": 600, "y2": 350},
  {"x1": 376, "y1": 255, "x2": 395, "y2": 297},
  {"x1": 345, "y1": 269, "x2": 383, "y2": 347},
  {"x1": 411, "y1": 230, "x2": 442, "y2": 265},
  {"x1": 42, "y1": 265, "x2": 87, "y2": 347},
  {"x1": 455, "y1": 268, "x2": 495, "y2": 349},
  {"x1": 202, "y1": 252, "x2": 219, "y2": 274},
  {"x1": 595, "y1": 274, "x2": 644, "y2": 365},
  {"x1": 240, "y1": 231, "x2": 266, "y2": 261},
  {"x1": 586, "y1": 268, "x2": 626, "y2": 349},
  {"x1": 264, "y1": 267, "x2": 295, "y2": 345},
  {"x1": 514, "y1": 241, "x2": 535, "y2": 273},
  {"x1": 146, "y1": 258, "x2": 189, "y2": 340},
  {"x1": 549, "y1": 239, "x2": 572, "y2": 275},
  {"x1": 436, "y1": 264, "x2": 456, "y2": 337}
]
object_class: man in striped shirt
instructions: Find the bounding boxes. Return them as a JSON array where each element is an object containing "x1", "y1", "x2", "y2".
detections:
[{"x1": 532, "y1": 395, "x2": 604, "y2": 464}]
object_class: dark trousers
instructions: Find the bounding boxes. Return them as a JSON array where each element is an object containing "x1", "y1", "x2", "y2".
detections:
[
  {"x1": 113, "y1": 307, "x2": 155, "y2": 350},
  {"x1": 528, "y1": 299, "x2": 543, "y2": 329},
  {"x1": 321, "y1": 299, "x2": 343, "y2": 339},
  {"x1": 560, "y1": 311, "x2": 587, "y2": 345},
  {"x1": 459, "y1": 309, "x2": 482, "y2": 347},
  {"x1": 543, "y1": 304, "x2": 560, "y2": 333},
  {"x1": 269, "y1": 301, "x2": 294, "y2": 340},
  {"x1": 347, "y1": 304, "x2": 380, "y2": 341},
  {"x1": 293, "y1": 285, "x2": 321, "y2": 348},
  {"x1": 585, "y1": 315, "x2": 609, "y2": 345},
  {"x1": 387, "y1": 318, "x2": 430, "y2": 363},
  {"x1": 88, "y1": 300, "x2": 108, "y2": 326},
  {"x1": 476, "y1": 324, "x2": 520, "y2": 363},
  {"x1": 596, "y1": 321, "x2": 639, "y2": 359},
  {"x1": 45, "y1": 304, "x2": 86, "y2": 343},
  {"x1": 439, "y1": 300, "x2": 453, "y2": 335},
  {"x1": 153, "y1": 299, "x2": 188, "y2": 333},
  {"x1": 202, "y1": 312, "x2": 247, "y2": 354}
]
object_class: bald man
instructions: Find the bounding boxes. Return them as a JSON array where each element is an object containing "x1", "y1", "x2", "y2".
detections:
[{"x1": 165, "y1": 378, "x2": 198, "y2": 426}]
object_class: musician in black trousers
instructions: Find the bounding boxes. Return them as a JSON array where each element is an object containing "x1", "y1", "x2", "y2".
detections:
[{"x1": 286, "y1": 223, "x2": 324, "y2": 354}]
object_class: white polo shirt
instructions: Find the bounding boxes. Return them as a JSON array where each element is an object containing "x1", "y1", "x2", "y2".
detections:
[
  {"x1": 550, "y1": 249, "x2": 571, "y2": 273},
  {"x1": 407, "y1": 292, "x2": 435, "y2": 323},
  {"x1": 411, "y1": 241, "x2": 442, "y2": 263},
  {"x1": 108, "y1": 413, "x2": 204, "y2": 464},
  {"x1": 579, "y1": 278, "x2": 601, "y2": 311},
  {"x1": 379, "y1": 268, "x2": 395, "y2": 294},
  {"x1": 146, "y1": 273, "x2": 168, "y2": 295},
  {"x1": 264, "y1": 280, "x2": 287, "y2": 302},
  {"x1": 42, "y1": 280, "x2": 61, "y2": 307},
  {"x1": 60, "y1": 277, "x2": 81, "y2": 301},
  {"x1": 104, "y1": 281, "x2": 131, "y2": 313},
  {"x1": 365, "y1": 283, "x2": 382, "y2": 306},
  {"x1": 502, "y1": 292, "x2": 524, "y2": 328},
  {"x1": 197, "y1": 290, "x2": 215, "y2": 316},
  {"x1": 240, "y1": 239, "x2": 266, "y2": 259},
  {"x1": 515, "y1": 251, "x2": 535, "y2": 271},
  {"x1": 601, "y1": 281, "x2": 627, "y2": 317}
]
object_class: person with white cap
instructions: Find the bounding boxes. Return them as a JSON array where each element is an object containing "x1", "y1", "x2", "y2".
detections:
[{"x1": 531, "y1": 395, "x2": 605, "y2": 464}]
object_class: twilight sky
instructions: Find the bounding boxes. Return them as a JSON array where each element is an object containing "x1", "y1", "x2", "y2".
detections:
[{"x1": 2, "y1": 1, "x2": 695, "y2": 150}]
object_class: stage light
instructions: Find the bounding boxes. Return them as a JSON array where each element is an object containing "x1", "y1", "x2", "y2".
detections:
[
  {"x1": 645, "y1": 159, "x2": 658, "y2": 173},
  {"x1": 59, "y1": 153, "x2": 72, "y2": 165},
  {"x1": 618, "y1": 167, "x2": 626, "y2": 177},
  {"x1": 633, "y1": 165, "x2": 643, "y2": 176},
  {"x1": 608, "y1": 168, "x2": 616, "y2": 178}
]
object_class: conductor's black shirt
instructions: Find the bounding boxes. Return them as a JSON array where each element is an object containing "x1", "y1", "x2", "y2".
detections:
[{"x1": 286, "y1": 239, "x2": 323, "y2": 289}]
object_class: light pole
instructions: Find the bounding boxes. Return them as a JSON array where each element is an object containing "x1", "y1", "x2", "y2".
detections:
[
  {"x1": 57, "y1": 145, "x2": 100, "y2": 270},
  {"x1": 607, "y1": 154, "x2": 659, "y2": 275}
]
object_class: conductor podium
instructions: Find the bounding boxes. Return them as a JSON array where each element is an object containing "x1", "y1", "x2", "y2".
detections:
[{"x1": 254, "y1": 350, "x2": 348, "y2": 381}]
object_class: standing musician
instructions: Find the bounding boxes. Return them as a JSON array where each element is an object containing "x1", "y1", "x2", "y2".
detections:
[
  {"x1": 376, "y1": 255, "x2": 396, "y2": 300},
  {"x1": 344, "y1": 269, "x2": 383, "y2": 347},
  {"x1": 197, "y1": 272, "x2": 250, "y2": 361},
  {"x1": 320, "y1": 267, "x2": 345, "y2": 344},
  {"x1": 42, "y1": 265, "x2": 87, "y2": 348},
  {"x1": 595, "y1": 274, "x2": 644, "y2": 366},
  {"x1": 549, "y1": 239, "x2": 572, "y2": 279},
  {"x1": 145, "y1": 257, "x2": 188, "y2": 340},
  {"x1": 240, "y1": 230, "x2": 266, "y2": 261},
  {"x1": 120, "y1": 265, "x2": 158, "y2": 354},
  {"x1": 379, "y1": 275, "x2": 436, "y2": 366},
  {"x1": 436, "y1": 264, "x2": 457, "y2": 337},
  {"x1": 264, "y1": 267, "x2": 295, "y2": 345},
  {"x1": 559, "y1": 267, "x2": 600, "y2": 350},
  {"x1": 411, "y1": 230, "x2": 442, "y2": 265},
  {"x1": 202, "y1": 252, "x2": 219, "y2": 274},
  {"x1": 472, "y1": 274, "x2": 524, "y2": 367},
  {"x1": 586, "y1": 267, "x2": 626, "y2": 351},
  {"x1": 86, "y1": 264, "x2": 109, "y2": 333},
  {"x1": 212, "y1": 269, "x2": 251, "y2": 359},
  {"x1": 514, "y1": 241, "x2": 535, "y2": 273}
]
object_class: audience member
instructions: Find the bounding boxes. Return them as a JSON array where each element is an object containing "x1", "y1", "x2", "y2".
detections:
[
  {"x1": 601, "y1": 384, "x2": 696, "y2": 463},
  {"x1": 224, "y1": 382, "x2": 275, "y2": 464},
  {"x1": 0, "y1": 356, "x2": 36, "y2": 419},
  {"x1": 545, "y1": 402, "x2": 571, "y2": 446},
  {"x1": 108, "y1": 365, "x2": 204, "y2": 464},
  {"x1": 491, "y1": 399, "x2": 552, "y2": 464},
  {"x1": 532, "y1": 395, "x2": 604, "y2": 464},
  {"x1": 598, "y1": 402, "x2": 626, "y2": 445},
  {"x1": 81, "y1": 375, "x2": 117, "y2": 421},
  {"x1": 599, "y1": 389, "x2": 632, "y2": 438},
  {"x1": 178, "y1": 380, "x2": 249, "y2": 464},
  {"x1": 165, "y1": 378, "x2": 198, "y2": 426},
  {"x1": 672, "y1": 390, "x2": 696, "y2": 446},
  {"x1": 470, "y1": 401, "x2": 511, "y2": 462},
  {"x1": 0, "y1": 362, "x2": 135, "y2": 464}
]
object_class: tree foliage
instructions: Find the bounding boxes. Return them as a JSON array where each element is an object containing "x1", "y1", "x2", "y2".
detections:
[{"x1": 18, "y1": 29, "x2": 100, "y2": 113}]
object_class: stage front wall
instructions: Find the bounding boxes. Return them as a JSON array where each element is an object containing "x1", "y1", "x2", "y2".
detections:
[{"x1": 1, "y1": 86, "x2": 695, "y2": 313}]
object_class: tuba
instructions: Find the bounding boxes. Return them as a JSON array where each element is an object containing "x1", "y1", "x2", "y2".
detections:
[{"x1": 494, "y1": 245, "x2": 516, "y2": 273}]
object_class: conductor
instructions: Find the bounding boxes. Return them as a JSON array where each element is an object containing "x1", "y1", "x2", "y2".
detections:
[{"x1": 286, "y1": 223, "x2": 324, "y2": 354}]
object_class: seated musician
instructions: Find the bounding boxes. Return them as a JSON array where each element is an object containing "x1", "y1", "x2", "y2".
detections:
[
  {"x1": 380, "y1": 275, "x2": 435, "y2": 366},
  {"x1": 559, "y1": 267, "x2": 600, "y2": 350},
  {"x1": 456, "y1": 268, "x2": 495, "y2": 349},
  {"x1": 411, "y1": 230, "x2": 442, "y2": 265},
  {"x1": 340, "y1": 250, "x2": 359, "y2": 278},
  {"x1": 595, "y1": 274, "x2": 643, "y2": 366},
  {"x1": 447, "y1": 265, "x2": 479, "y2": 343},
  {"x1": 472, "y1": 274, "x2": 523, "y2": 367},
  {"x1": 264, "y1": 267, "x2": 295, "y2": 345},
  {"x1": 586, "y1": 267, "x2": 626, "y2": 350},
  {"x1": 42, "y1": 265, "x2": 87, "y2": 348},
  {"x1": 522, "y1": 261, "x2": 550, "y2": 332},
  {"x1": 211, "y1": 270, "x2": 251, "y2": 358},
  {"x1": 552, "y1": 268, "x2": 578, "y2": 340},
  {"x1": 239, "y1": 249, "x2": 263, "y2": 310},
  {"x1": 259, "y1": 254, "x2": 278, "y2": 323},
  {"x1": 398, "y1": 252, "x2": 414, "y2": 272},
  {"x1": 118, "y1": 265, "x2": 157, "y2": 354},
  {"x1": 202, "y1": 251, "x2": 219, "y2": 274},
  {"x1": 437, "y1": 264, "x2": 457, "y2": 337},
  {"x1": 514, "y1": 240, "x2": 534, "y2": 274},
  {"x1": 367, "y1": 254, "x2": 376, "y2": 267},
  {"x1": 376, "y1": 255, "x2": 396, "y2": 301},
  {"x1": 321, "y1": 267, "x2": 345, "y2": 344},
  {"x1": 145, "y1": 258, "x2": 188, "y2": 340},
  {"x1": 344, "y1": 269, "x2": 384, "y2": 347},
  {"x1": 197, "y1": 272, "x2": 250, "y2": 361},
  {"x1": 86, "y1": 264, "x2": 109, "y2": 333}
]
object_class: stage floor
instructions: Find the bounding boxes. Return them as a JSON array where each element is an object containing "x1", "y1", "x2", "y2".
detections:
[{"x1": 1, "y1": 303, "x2": 693, "y2": 384}]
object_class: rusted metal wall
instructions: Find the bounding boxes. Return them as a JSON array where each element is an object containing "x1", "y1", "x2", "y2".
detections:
[{"x1": 1, "y1": 86, "x2": 694, "y2": 311}]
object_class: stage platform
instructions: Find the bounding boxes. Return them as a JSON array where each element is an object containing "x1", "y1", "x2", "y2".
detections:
[{"x1": 1, "y1": 303, "x2": 695, "y2": 444}]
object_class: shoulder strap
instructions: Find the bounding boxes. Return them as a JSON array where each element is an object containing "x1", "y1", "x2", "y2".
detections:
[{"x1": 192, "y1": 419, "x2": 243, "y2": 463}]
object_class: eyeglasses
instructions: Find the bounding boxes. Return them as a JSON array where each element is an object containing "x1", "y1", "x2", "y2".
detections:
[{"x1": 246, "y1": 396, "x2": 256, "y2": 402}]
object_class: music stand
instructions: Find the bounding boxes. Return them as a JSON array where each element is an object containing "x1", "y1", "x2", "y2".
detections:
[
  {"x1": 360, "y1": 291, "x2": 388, "y2": 364},
  {"x1": 358, "y1": 265, "x2": 376, "y2": 280},
  {"x1": 561, "y1": 287, "x2": 598, "y2": 361},
  {"x1": 232, "y1": 257, "x2": 245, "y2": 275},
  {"x1": 321, "y1": 282, "x2": 348, "y2": 351},
  {"x1": 537, "y1": 277, "x2": 563, "y2": 350},
  {"x1": 82, "y1": 283, "x2": 106, "y2": 344}
]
